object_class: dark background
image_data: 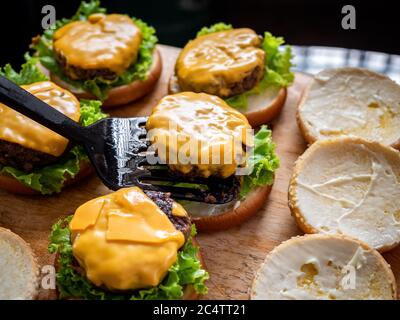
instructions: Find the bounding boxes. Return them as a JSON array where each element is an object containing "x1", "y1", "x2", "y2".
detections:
[{"x1": 1, "y1": 0, "x2": 398, "y2": 67}]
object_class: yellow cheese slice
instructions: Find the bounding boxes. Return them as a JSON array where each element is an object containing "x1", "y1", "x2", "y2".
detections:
[
  {"x1": 53, "y1": 14, "x2": 142, "y2": 76},
  {"x1": 146, "y1": 92, "x2": 252, "y2": 178},
  {"x1": 69, "y1": 187, "x2": 186, "y2": 290},
  {"x1": 176, "y1": 28, "x2": 264, "y2": 96},
  {"x1": 69, "y1": 198, "x2": 105, "y2": 232},
  {"x1": 172, "y1": 202, "x2": 188, "y2": 217},
  {"x1": 0, "y1": 81, "x2": 80, "y2": 156}
]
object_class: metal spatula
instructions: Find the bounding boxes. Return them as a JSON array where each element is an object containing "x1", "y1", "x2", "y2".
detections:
[{"x1": 0, "y1": 76, "x2": 239, "y2": 203}]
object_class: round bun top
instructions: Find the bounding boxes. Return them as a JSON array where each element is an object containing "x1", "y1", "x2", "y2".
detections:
[
  {"x1": 289, "y1": 137, "x2": 400, "y2": 251},
  {"x1": 251, "y1": 234, "x2": 396, "y2": 300},
  {"x1": 298, "y1": 68, "x2": 400, "y2": 148},
  {"x1": 0, "y1": 227, "x2": 39, "y2": 300}
]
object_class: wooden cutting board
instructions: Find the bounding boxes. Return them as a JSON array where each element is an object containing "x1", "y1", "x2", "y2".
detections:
[{"x1": 1, "y1": 45, "x2": 399, "y2": 300}]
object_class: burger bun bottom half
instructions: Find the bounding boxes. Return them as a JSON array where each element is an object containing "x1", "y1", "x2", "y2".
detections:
[{"x1": 0, "y1": 227, "x2": 39, "y2": 300}]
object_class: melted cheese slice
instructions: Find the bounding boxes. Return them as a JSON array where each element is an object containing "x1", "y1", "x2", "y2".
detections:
[
  {"x1": 251, "y1": 234, "x2": 396, "y2": 300},
  {"x1": 146, "y1": 92, "x2": 252, "y2": 178},
  {"x1": 54, "y1": 14, "x2": 142, "y2": 76},
  {"x1": 290, "y1": 137, "x2": 400, "y2": 251},
  {"x1": 298, "y1": 68, "x2": 400, "y2": 146},
  {"x1": 69, "y1": 187, "x2": 185, "y2": 290},
  {"x1": 172, "y1": 202, "x2": 187, "y2": 217},
  {"x1": 0, "y1": 81, "x2": 80, "y2": 156},
  {"x1": 176, "y1": 28, "x2": 264, "y2": 96}
]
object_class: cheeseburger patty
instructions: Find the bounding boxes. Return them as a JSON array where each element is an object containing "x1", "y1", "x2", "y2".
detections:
[
  {"x1": 176, "y1": 28, "x2": 265, "y2": 98},
  {"x1": 65, "y1": 190, "x2": 192, "y2": 290},
  {"x1": 0, "y1": 81, "x2": 81, "y2": 173},
  {"x1": 147, "y1": 92, "x2": 252, "y2": 179},
  {"x1": 55, "y1": 51, "x2": 117, "y2": 81},
  {"x1": 225, "y1": 66, "x2": 263, "y2": 97},
  {"x1": 53, "y1": 14, "x2": 142, "y2": 81},
  {"x1": 0, "y1": 139, "x2": 58, "y2": 172},
  {"x1": 66, "y1": 191, "x2": 192, "y2": 277},
  {"x1": 145, "y1": 190, "x2": 192, "y2": 241}
]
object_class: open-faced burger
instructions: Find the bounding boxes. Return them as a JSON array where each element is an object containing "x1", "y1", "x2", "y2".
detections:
[
  {"x1": 146, "y1": 92, "x2": 280, "y2": 232},
  {"x1": 0, "y1": 56, "x2": 106, "y2": 195},
  {"x1": 31, "y1": 0, "x2": 161, "y2": 108},
  {"x1": 49, "y1": 187, "x2": 208, "y2": 300}
]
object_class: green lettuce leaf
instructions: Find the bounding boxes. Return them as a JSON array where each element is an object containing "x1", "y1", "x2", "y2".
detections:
[
  {"x1": 0, "y1": 53, "x2": 49, "y2": 84},
  {"x1": 196, "y1": 23, "x2": 294, "y2": 110},
  {"x1": 260, "y1": 32, "x2": 295, "y2": 88},
  {"x1": 32, "y1": 0, "x2": 158, "y2": 101},
  {"x1": 79, "y1": 99, "x2": 107, "y2": 126},
  {"x1": 241, "y1": 126, "x2": 279, "y2": 197},
  {"x1": 1, "y1": 146, "x2": 85, "y2": 195},
  {"x1": 49, "y1": 218, "x2": 209, "y2": 300},
  {"x1": 70, "y1": 0, "x2": 106, "y2": 20},
  {"x1": 196, "y1": 22, "x2": 233, "y2": 37},
  {"x1": 0, "y1": 99, "x2": 107, "y2": 195}
]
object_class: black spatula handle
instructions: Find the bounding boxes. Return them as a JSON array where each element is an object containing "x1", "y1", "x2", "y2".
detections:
[{"x1": 0, "y1": 75, "x2": 90, "y2": 144}]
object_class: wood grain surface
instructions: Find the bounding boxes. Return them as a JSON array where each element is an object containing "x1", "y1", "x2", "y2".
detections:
[{"x1": 0, "y1": 45, "x2": 399, "y2": 300}]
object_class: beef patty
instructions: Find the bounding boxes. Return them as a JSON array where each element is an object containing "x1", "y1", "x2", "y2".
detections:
[
  {"x1": 145, "y1": 190, "x2": 192, "y2": 241},
  {"x1": 0, "y1": 139, "x2": 58, "y2": 172},
  {"x1": 227, "y1": 66, "x2": 263, "y2": 97},
  {"x1": 55, "y1": 50, "x2": 118, "y2": 81},
  {"x1": 178, "y1": 65, "x2": 263, "y2": 98}
]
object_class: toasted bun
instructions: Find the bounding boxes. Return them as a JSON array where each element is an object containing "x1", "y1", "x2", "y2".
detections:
[
  {"x1": 297, "y1": 67, "x2": 400, "y2": 149},
  {"x1": 54, "y1": 238, "x2": 205, "y2": 300},
  {"x1": 183, "y1": 184, "x2": 273, "y2": 232},
  {"x1": 168, "y1": 75, "x2": 286, "y2": 127},
  {"x1": 181, "y1": 285, "x2": 199, "y2": 300},
  {"x1": 0, "y1": 160, "x2": 92, "y2": 195},
  {"x1": 288, "y1": 137, "x2": 400, "y2": 252},
  {"x1": 242, "y1": 86, "x2": 287, "y2": 127},
  {"x1": 251, "y1": 234, "x2": 397, "y2": 300},
  {"x1": 0, "y1": 227, "x2": 39, "y2": 300},
  {"x1": 50, "y1": 48, "x2": 162, "y2": 108}
]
